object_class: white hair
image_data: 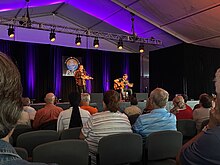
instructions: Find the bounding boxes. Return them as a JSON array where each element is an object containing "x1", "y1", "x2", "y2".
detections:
[{"x1": 81, "y1": 93, "x2": 90, "y2": 102}]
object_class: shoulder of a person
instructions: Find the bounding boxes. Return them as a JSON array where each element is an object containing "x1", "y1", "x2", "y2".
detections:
[
  {"x1": 80, "y1": 108, "x2": 91, "y2": 114},
  {"x1": 60, "y1": 108, "x2": 71, "y2": 116},
  {"x1": 55, "y1": 105, "x2": 63, "y2": 110},
  {"x1": 29, "y1": 106, "x2": 36, "y2": 110},
  {"x1": 90, "y1": 106, "x2": 97, "y2": 110}
]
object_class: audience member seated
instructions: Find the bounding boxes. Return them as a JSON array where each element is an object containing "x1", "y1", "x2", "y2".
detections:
[
  {"x1": 33, "y1": 93, "x2": 63, "y2": 129},
  {"x1": 124, "y1": 96, "x2": 142, "y2": 116},
  {"x1": 0, "y1": 52, "x2": 48, "y2": 165},
  {"x1": 142, "y1": 97, "x2": 153, "y2": 114},
  {"x1": 182, "y1": 94, "x2": 194, "y2": 112},
  {"x1": 170, "y1": 95, "x2": 193, "y2": 120},
  {"x1": 193, "y1": 93, "x2": 213, "y2": 132},
  {"x1": 17, "y1": 110, "x2": 31, "y2": 126},
  {"x1": 80, "y1": 90, "x2": 132, "y2": 165},
  {"x1": 57, "y1": 92, "x2": 91, "y2": 134},
  {"x1": 133, "y1": 88, "x2": 176, "y2": 138},
  {"x1": 22, "y1": 97, "x2": 36, "y2": 120},
  {"x1": 177, "y1": 68, "x2": 220, "y2": 164},
  {"x1": 80, "y1": 93, "x2": 98, "y2": 115},
  {"x1": 193, "y1": 103, "x2": 201, "y2": 111}
]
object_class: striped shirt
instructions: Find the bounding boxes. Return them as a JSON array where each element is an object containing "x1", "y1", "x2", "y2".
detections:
[
  {"x1": 57, "y1": 107, "x2": 91, "y2": 133},
  {"x1": 133, "y1": 108, "x2": 177, "y2": 137},
  {"x1": 81, "y1": 111, "x2": 132, "y2": 165}
]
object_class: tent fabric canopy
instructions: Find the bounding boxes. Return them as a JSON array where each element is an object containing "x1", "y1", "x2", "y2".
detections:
[{"x1": 1, "y1": 0, "x2": 219, "y2": 53}]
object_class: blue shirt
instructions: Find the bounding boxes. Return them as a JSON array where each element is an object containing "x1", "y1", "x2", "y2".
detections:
[
  {"x1": 181, "y1": 126, "x2": 220, "y2": 165},
  {"x1": 0, "y1": 139, "x2": 50, "y2": 165},
  {"x1": 132, "y1": 108, "x2": 177, "y2": 137}
]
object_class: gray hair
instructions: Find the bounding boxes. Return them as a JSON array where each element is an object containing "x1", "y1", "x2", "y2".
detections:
[
  {"x1": 150, "y1": 88, "x2": 169, "y2": 108},
  {"x1": 81, "y1": 93, "x2": 90, "y2": 102}
]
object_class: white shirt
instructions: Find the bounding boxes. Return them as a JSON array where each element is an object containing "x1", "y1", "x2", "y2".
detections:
[
  {"x1": 57, "y1": 107, "x2": 91, "y2": 133},
  {"x1": 23, "y1": 106, "x2": 36, "y2": 120}
]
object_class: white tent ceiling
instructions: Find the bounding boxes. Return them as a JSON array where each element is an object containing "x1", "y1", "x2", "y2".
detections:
[{"x1": 0, "y1": 0, "x2": 220, "y2": 54}]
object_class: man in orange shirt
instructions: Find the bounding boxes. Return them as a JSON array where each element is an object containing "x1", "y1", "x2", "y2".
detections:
[
  {"x1": 80, "y1": 93, "x2": 98, "y2": 115},
  {"x1": 33, "y1": 93, "x2": 63, "y2": 129}
]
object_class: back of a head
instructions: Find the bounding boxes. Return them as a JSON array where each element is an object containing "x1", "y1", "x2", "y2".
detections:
[
  {"x1": 181, "y1": 94, "x2": 188, "y2": 103},
  {"x1": 173, "y1": 95, "x2": 185, "y2": 109},
  {"x1": 193, "y1": 103, "x2": 201, "y2": 110},
  {"x1": 103, "y1": 90, "x2": 120, "y2": 112},
  {"x1": 150, "y1": 88, "x2": 169, "y2": 108},
  {"x1": 44, "y1": 93, "x2": 55, "y2": 104},
  {"x1": 199, "y1": 93, "x2": 212, "y2": 108},
  {"x1": 130, "y1": 96, "x2": 138, "y2": 105},
  {"x1": 21, "y1": 97, "x2": 31, "y2": 106},
  {"x1": 69, "y1": 92, "x2": 81, "y2": 107},
  {"x1": 81, "y1": 93, "x2": 90, "y2": 103},
  {"x1": 0, "y1": 52, "x2": 23, "y2": 138},
  {"x1": 68, "y1": 92, "x2": 82, "y2": 128}
]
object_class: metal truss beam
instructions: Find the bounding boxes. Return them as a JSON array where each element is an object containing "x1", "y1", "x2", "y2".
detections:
[{"x1": 0, "y1": 16, "x2": 162, "y2": 45}]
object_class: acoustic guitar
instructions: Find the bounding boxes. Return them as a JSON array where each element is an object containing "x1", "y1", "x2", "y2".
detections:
[
  {"x1": 114, "y1": 82, "x2": 125, "y2": 90},
  {"x1": 114, "y1": 81, "x2": 133, "y2": 90}
]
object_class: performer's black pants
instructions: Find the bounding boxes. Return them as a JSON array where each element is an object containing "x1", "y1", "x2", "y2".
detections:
[{"x1": 76, "y1": 85, "x2": 87, "y2": 93}]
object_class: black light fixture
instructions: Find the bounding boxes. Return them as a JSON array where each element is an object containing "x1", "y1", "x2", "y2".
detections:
[
  {"x1": 93, "y1": 37, "x2": 99, "y2": 48},
  {"x1": 8, "y1": 25, "x2": 15, "y2": 38},
  {"x1": 117, "y1": 38, "x2": 123, "y2": 50},
  {"x1": 75, "y1": 35, "x2": 81, "y2": 46},
  {"x1": 139, "y1": 43, "x2": 144, "y2": 53},
  {"x1": 49, "y1": 29, "x2": 56, "y2": 42}
]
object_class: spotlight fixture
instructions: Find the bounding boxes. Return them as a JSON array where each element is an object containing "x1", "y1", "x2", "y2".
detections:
[
  {"x1": 93, "y1": 37, "x2": 99, "y2": 48},
  {"x1": 49, "y1": 29, "x2": 56, "y2": 42},
  {"x1": 117, "y1": 38, "x2": 123, "y2": 50},
  {"x1": 139, "y1": 43, "x2": 144, "y2": 53},
  {"x1": 8, "y1": 25, "x2": 15, "y2": 38},
  {"x1": 75, "y1": 35, "x2": 81, "y2": 46}
]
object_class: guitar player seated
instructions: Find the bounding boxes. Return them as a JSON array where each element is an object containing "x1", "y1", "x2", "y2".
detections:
[{"x1": 114, "y1": 74, "x2": 133, "y2": 101}]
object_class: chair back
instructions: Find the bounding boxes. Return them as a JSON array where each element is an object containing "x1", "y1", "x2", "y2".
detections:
[
  {"x1": 177, "y1": 119, "x2": 197, "y2": 143},
  {"x1": 12, "y1": 124, "x2": 33, "y2": 146},
  {"x1": 60, "y1": 127, "x2": 81, "y2": 140},
  {"x1": 200, "y1": 119, "x2": 209, "y2": 132},
  {"x1": 128, "y1": 114, "x2": 140, "y2": 125},
  {"x1": 16, "y1": 130, "x2": 59, "y2": 157},
  {"x1": 145, "y1": 130, "x2": 182, "y2": 161},
  {"x1": 33, "y1": 139, "x2": 89, "y2": 165},
  {"x1": 39, "y1": 119, "x2": 57, "y2": 130},
  {"x1": 14, "y1": 147, "x2": 28, "y2": 160},
  {"x1": 97, "y1": 133, "x2": 143, "y2": 165}
]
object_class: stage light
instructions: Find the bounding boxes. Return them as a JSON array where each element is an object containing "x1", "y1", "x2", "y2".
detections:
[
  {"x1": 93, "y1": 37, "x2": 99, "y2": 48},
  {"x1": 75, "y1": 35, "x2": 81, "y2": 46},
  {"x1": 49, "y1": 29, "x2": 56, "y2": 42},
  {"x1": 139, "y1": 43, "x2": 144, "y2": 53},
  {"x1": 117, "y1": 38, "x2": 123, "y2": 50},
  {"x1": 8, "y1": 25, "x2": 15, "y2": 38}
]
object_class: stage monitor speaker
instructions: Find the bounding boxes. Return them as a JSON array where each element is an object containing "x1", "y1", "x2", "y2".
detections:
[
  {"x1": 90, "y1": 93, "x2": 103, "y2": 103},
  {"x1": 136, "y1": 93, "x2": 148, "y2": 102}
]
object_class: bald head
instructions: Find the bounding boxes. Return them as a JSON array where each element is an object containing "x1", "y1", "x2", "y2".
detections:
[
  {"x1": 150, "y1": 88, "x2": 169, "y2": 108},
  {"x1": 44, "y1": 93, "x2": 55, "y2": 104}
]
